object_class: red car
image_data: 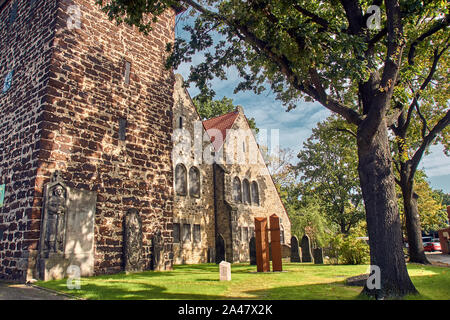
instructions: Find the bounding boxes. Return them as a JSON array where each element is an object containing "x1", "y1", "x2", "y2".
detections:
[{"x1": 424, "y1": 241, "x2": 441, "y2": 252}]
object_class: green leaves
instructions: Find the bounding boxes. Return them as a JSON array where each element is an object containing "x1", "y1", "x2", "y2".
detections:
[{"x1": 294, "y1": 116, "x2": 365, "y2": 235}]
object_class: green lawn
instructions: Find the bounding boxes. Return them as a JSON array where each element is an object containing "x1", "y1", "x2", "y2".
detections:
[{"x1": 35, "y1": 262, "x2": 450, "y2": 300}]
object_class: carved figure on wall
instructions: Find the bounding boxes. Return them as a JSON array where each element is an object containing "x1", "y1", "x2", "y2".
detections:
[
  {"x1": 45, "y1": 184, "x2": 67, "y2": 254},
  {"x1": 41, "y1": 171, "x2": 68, "y2": 258}
]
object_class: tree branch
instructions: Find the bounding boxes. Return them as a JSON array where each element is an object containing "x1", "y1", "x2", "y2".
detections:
[
  {"x1": 408, "y1": 14, "x2": 449, "y2": 65},
  {"x1": 360, "y1": 0, "x2": 405, "y2": 141},
  {"x1": 339, "y1": 0, "x2": 364, "y2": 35},
  {"x1": 292, "y1": 4, "x2": 330, "y2": 31},
  {"x1": 307, "y1": 68, "x2": 363, "y2": 125},
  {"x1": 336, "y1": 128, "x2": 357, "y2": 138},
  {"x1": 414, "y1": 100, "x2": 430, "y2": 139},
  {"x1": 182, "y1": 0, "x2": 363, "y2": 126},
  {"x1": 409, "y1": 109, "x2": 450, "y2": 176},
  {"x1": 403, "y1": 43, "x2": 448, "y2": 133}
]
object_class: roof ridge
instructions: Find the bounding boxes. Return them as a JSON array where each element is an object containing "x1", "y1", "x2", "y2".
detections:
[{"x1": 202, "y1": 110, "x2": 238, "y2": 123}]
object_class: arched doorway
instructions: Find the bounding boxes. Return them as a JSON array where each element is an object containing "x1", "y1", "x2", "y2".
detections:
[{"x1": 215, "y1": 234, "x2": 226, "y2": 264}]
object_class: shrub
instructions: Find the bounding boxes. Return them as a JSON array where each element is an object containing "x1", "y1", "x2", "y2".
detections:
[{"x1": 328, "y1": 233, "x2": 370, "y2": 265}]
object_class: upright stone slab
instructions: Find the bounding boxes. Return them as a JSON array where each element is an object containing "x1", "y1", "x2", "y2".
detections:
[
  {"x1": 313, "y1": 248, "x2": 324, "y2": 264},
  {"x1": 290, "y1": 236, "x2": 301, "y2": 263},
  {"x1": 249, "y1": 237, "x2": 256, "y2": 265},
  {"x1": 254, "y1": 217, "x2": 270, "y2": 272},
  {"x1": 38, "y1": 171, "x2": 96, "y2": 280},
  {"x1": 219, "y1": 261, "x2": 231, "y2": 281},
  {"x1": 151, "y1": 230, "x2": 164, "y2": 271},
  {"x1": 124, "y1": 208, "x2": 144, "y2": 273},
  {"x1": 269, "y1": 214, "x2": 282, "y2": 272},
  {"x1": 301, "y1": 234, "x2": 313, "y2": 263}
]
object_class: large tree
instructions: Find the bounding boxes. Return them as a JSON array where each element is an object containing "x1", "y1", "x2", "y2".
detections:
[
  {"x1": 296, "y1": 116, "x2": 365, "y2": 234},
  {"x1": 397, "y1": 171, "x2": 448, "y2": 235},
  {"x1": 389, "y1": 32, "x2": 449, "y2": 264},
  {"x1": 96, "y1": 0, "x2": 450, "y2": 298}
]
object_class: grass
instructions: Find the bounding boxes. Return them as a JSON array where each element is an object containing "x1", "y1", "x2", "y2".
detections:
[{"x1": 35, "y1": 262, "x2": 450, "y2": 300}]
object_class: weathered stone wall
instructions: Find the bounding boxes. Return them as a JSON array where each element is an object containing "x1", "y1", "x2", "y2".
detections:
[
  {"x1": 1, "y1": 0, "x2": 176, "y2": 280},
  {"x1": 172, "y1": 75, "x2": 215, "y2": 264},
  {"x1": 0, "y1": 0, "x2": 59, "y2": 281},
  {"x1": 41, "y1": 0, "x2": 176, "y2": 275}
]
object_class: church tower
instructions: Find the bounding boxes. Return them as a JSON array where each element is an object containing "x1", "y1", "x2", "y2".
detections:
[{"x1": 0, "y1": 0, "x2": 177, "y2": 281}]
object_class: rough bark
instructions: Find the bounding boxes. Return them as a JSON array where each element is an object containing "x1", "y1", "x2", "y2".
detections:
[
  {"x1": 357, "y1": 120, "x2": 417, "y2": 299},
  {"x1": 399, "y1": 165, "x2": 430, "y2": 264}
]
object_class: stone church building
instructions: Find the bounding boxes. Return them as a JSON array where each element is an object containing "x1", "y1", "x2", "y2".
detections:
[
  {"x1": 0, "y1": 0, "x2": 290, "y2": 282},
  {"x1": 172, "y1": 75, "x2": 291, "y2": 265}
]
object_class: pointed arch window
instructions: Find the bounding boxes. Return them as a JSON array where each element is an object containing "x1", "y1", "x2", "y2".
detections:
[
  {"x1": 243, "y1": 179, "x2": 251, "y2": 204},
  {"x1": 251, "y1": 181, "x2": 260, "y2": 206},
  {"x1": 175, "y1": 164, "x2": 187, "y2": 196},
  {"x1": 189, "y1": 166, "x2": 201, "y2": 198},
  {"x1": 233, "y1": 177, "x2": 242, "y2": 203}
]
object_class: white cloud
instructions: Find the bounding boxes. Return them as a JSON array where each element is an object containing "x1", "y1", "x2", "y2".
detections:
[{"x1": 420, "y1": 144, "x2": 450, "y2": 178}]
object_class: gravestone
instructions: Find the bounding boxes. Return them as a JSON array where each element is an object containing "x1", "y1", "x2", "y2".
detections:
[
  {"x1": 38, "y1": 171, "x2": 96, "y2": 280},
  {"x1": 313, "y1": 248, "x2": 324, "y2": 264},
  {"x1": 290, "y1": 236, "x2": 301, "y2": 263},
  {"x1": 124, "y1": 208, "x2": 144, "y2": 273},
  {"x1": 249, "y1": 237, "x2": 256, "y2": 265},
  {"x1": 219, "y1": 261, "x2": 231, "y2": 281},
  {"x1": 151, "y1": 230, "x2": 164, "y2": 271},
  {"x1": 301, "y1": 234, "x2": 313, "y2": 263},
  {"x1": 254, "y1": 217, "x2": 270, "y2": 272},
  {"x1": 269, "y1": 214, "x2": 282, "y2": 272}
]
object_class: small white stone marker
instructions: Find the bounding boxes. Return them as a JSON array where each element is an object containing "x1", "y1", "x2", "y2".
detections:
[{"x1": 219, "y1": 261, "x2": 231, "y2": 281}]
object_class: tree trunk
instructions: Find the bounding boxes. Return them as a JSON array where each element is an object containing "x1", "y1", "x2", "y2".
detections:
[
  {"x1": 400, "y1": 172, "x2": 430, "y2": 264},
  {"x1": 357, "y1": 120, "x2": 417, "y2": 299}
]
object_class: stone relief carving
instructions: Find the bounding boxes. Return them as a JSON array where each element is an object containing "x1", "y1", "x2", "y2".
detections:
[
  {"x1": 124, "y1": 208, "x2": 144, "y2": 272},
  {"x1": 41, "y1": 171, "x2": 68, "y2": 257}
]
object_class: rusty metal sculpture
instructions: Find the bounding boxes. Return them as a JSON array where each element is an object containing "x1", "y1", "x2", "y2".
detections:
[{"x1": 254, "y1": 217, "x2": 270, "y2": 272}]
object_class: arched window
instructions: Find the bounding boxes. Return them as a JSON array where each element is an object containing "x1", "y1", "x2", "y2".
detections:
[
  {"x1": 175, "y1": 164, "x2": 187, "y2": 196},
  {"x1": 233, "y1": 177, "x2": 242, "y2": 203},
  {"x1": 179, "y1": 116, "x2": 183, "y2": 129},
  {"x1": 189, "y1": 166, "x2": 201, "y2": 198},
  {"x1": 243, "y1": 179, "x2": 251, "y2": 204},
  {"x1": 251, "y1": 181, "x2": 260, "y2": 206}
]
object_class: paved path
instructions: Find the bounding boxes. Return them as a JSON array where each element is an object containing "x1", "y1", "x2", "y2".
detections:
[
  {"x1": 425, "y1": 252, "x2": 450, "y2": 267},
  {"x1": 0, "y1": 282, "x2": 72, "y2": 300}
]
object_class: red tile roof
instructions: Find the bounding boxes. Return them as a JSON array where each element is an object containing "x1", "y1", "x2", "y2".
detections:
[{"x1": 202, "y1": 111, "x2": 239, "y2": 151}]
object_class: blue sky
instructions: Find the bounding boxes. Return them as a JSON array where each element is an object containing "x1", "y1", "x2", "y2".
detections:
[{"x1": 174, "y1": 15, "x2": 450, "y2": 194}]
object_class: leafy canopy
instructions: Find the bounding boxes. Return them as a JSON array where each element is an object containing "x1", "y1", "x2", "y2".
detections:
[
  {"x1": 295, "y1": 115, "x2": 365, "y2": 234},
  {"x1": 97, "y1": 0, "x2": 448, "y2": 125}
]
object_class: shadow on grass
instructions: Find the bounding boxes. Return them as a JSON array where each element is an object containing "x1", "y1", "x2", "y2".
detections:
[
  {"x1": 48, "y1": 282, "x2": 240, "y2": 300},
  {"x1": 36, "y1": 263, "x2": 449, "y2": 300},
  {"x1": 243, "y1": 281, "x2": 363, "y2": 300}
]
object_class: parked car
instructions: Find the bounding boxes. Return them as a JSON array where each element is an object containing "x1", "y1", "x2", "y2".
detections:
[{"x1": 424, "y1": 241, "x2": 441, "y2": 252}]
